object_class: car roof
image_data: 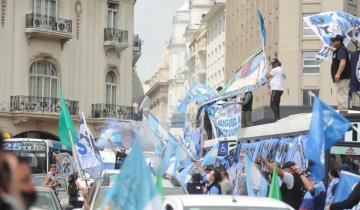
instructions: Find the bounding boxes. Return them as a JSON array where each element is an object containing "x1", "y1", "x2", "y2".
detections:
[
  {"x1": 165, "y1": 195, "x2": 292, "y2": 208},
  {"x1": 35, "y1": 186, "x2": 53, "y2": 192}
]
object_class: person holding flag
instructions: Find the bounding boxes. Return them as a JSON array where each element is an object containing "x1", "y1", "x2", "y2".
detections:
[
  {"x1": 107, "y1": 139, "x2": 127, "y2": 170},
  {"x1": 258, "y1": 157, "x2": 305, "y2": 209},
  {"x1": 326, "y1": 182, "x2": 360, "y2": 210}
]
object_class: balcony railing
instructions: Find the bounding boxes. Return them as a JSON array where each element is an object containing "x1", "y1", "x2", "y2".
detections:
[
  {"x1": 25, "y1": 13, "x2": 72, "y2": 33},
  {"x1": 10, "y1": 96, "x2": 79, "y2": 115},
  {"x1": 91, "y1": 104, "x2": 143, "y2": 121},
  {"x1": 104, "y1": 28, "x2": 128, "y2": 44}
]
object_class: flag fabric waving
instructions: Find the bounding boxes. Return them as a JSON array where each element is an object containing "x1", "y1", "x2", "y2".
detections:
[
  {"x1": 201, "y1": 141, "x2": 219, "y2": 167},
  {"x1": 176, "y1": 82, "x2": 217, "y2": 113},
  {"x1": 245, "y1": 154, "x2": 268, "y2": 197},
  {"x1": 303, "y1": 12, "x2": 360, "y2": 59},
  {"x1": 58, "y1": 91, "x2": 78, "y2": 149},
  {"x1": 333, "y1": 170, "x2": 360, "y2": 203},
  {"x1": 305, "y1": 96, "x2": 351, "y2": 181},
  {"x1": 268, "y1": 166, "x2": 282, "y2": 201},
  {"x1": 256, "y1": 10, "x2": 266, "y2": 49},
  {"x1": 147, "y1": 112, "x2": 178, "y2": 175},
  {"x1": 103, "y1": 141, "x2": 162, "y2": 210},
  {"x1": 76, "y1": 112, "x2": 102, "y2": 170}
]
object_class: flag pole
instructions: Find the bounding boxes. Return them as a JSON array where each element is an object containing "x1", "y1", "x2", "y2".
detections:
[{"x1": 68, "y1": 130, "x2": 83, "y2": 180}]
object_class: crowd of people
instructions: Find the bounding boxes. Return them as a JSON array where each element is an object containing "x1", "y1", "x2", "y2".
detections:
[{"x1": 181, "y1": 153, "x2": 360, "y2": 210}]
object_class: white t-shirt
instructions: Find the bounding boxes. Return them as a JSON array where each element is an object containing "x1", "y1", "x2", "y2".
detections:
[{"x1": 269, "y1": 66, "x2": 285, "y2": 91}]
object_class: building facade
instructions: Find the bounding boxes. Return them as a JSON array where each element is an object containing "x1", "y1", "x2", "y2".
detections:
[
  {"x1": 144, "y1": 48, "x2": 170, "y2": 128},
  {"x1": 0, "y1": 0, "x2": 141, "y2": 138},
  {"x1": 225, "y1": 0, "x2": 360, "y2": 124},
  {"x1": 202, "y1": 2, "x2": 225, "y2": 89}
]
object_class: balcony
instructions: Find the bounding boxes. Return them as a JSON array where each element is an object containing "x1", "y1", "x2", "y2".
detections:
[
  {"x1": 10, "y1": 96, "x2": 79, "y2": 115},
  {"x1": 104, "y1": 28, "x2": 129, "y2": 53},
  {"x1": 25, "y1": 13, "x2": 73, "y2": 48},
  {"x1": 133, "y1": 34, "x2": 142, "y2": 66},
  {"x1": 91, "y1": 104, "x2": 142, "y2": 121}
]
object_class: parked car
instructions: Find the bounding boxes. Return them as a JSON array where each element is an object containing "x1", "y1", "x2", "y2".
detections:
[
  {"x1": 30, "y1": 186, "x2": 62, "y2": 210},
  {"x1": 164, "y1": 195, "x2": 294, "y2": 210}
]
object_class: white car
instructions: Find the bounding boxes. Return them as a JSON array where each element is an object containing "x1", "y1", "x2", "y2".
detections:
[{"x1": 164, "y1": 195, "x2": 294, "y2": 210}]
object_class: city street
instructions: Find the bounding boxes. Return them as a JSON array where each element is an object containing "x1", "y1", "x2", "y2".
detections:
[{"x1": 1, "y1": 0, "x2": 360, "y2": 210}]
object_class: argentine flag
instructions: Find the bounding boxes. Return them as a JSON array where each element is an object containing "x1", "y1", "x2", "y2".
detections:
[{"x1": 103, "y1": 141, "x2": 162, "y2": 210}]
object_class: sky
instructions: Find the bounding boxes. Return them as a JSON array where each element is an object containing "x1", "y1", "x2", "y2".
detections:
[{"x1": 134, "y1": 0, "x2": 184, "y2": 83}]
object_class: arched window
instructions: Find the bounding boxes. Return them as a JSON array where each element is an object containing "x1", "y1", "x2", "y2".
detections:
[
  {"x1": 29, "y1": 61, "x2": 58, "y2": 99},
  {"x1": 106, "y1": 71, "x2": 117, "y2": 105}
]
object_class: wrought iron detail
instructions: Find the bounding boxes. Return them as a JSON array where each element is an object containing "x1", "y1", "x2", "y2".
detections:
[
  {"x1": 10, "y1": 96, "x2": 78, "y2": 115},
  {"x1": 104, "y1": 28, "x2": 128, "y2": 43},
  {"x1": 25, "y1": 13, "x2": 72, "y2": 33},
  {"x1": 91, "y1": 104, "x2": 142, "y2": 121}
]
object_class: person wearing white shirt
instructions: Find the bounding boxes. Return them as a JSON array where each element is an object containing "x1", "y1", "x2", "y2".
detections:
[{"x1": 266, "y1": 58, "x2": 285, "y2": 121}]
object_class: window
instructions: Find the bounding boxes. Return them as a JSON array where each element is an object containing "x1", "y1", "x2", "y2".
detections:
[
  {"x1": 303, "y1": 14, "x2": 316, "y2": 36},
  {"x1": 33, "y1": 0, "x2": 57, "y2": 17},
  {"x1": 302, "y1": 51, "x2": 320, "y2": 74},
  {"x1": 107, "y1": 2, "x2": 119, "y2": 28},
  {"x1": 29, "y1": 61, "x2": 58, "y2": 99},
  {"x1": 106, "y1": 71, "x2": 117, "y2": 105},
  {"x1": 302, "y1": 89, "x2": 319, "y2": 106}
]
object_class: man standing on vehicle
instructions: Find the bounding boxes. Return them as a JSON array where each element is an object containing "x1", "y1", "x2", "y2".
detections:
[
  {"x1": 108, "y1": 139, "x2": 127, "y2": 169},
  {"x1": 330, "y1": 35, "x2": 351, "y2": 114},
  {"x1": 266, "y1": 58, "x2": 285, "y2": 121}
]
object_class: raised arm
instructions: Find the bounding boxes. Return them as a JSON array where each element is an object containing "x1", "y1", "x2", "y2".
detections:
[
  {"x1": 107, "y1": 139, "x2": 117, "y2": 154},
  {"x1": 258, "y1": 156, "x2": 285, "y2": 178}
]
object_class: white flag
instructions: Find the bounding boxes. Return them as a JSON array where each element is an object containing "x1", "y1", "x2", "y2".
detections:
[{"x1": 76, "y1": 113, "x2": 102, "y2": 169}]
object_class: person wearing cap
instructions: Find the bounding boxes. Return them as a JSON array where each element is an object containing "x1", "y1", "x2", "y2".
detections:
[
  {"x1": 266, "y1": 58, "x2": 286, "y2": 121},
  {"x1": 330, "y1": 35, "x2": 351, "y2": 114},
  {"x1": 258, "y1": 157, "x2": 305, "y2": 209}
]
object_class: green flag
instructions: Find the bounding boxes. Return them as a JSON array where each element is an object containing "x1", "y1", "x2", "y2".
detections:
[
  {"x1": 268, "y1": 166, "x2": 282, "y2": 200},
  {"x1": 156, "y1": 169, "x2": 163, "y2": 201},
  {"x1": 58, "y1": 91, "x2": 77, "y2": 149}
]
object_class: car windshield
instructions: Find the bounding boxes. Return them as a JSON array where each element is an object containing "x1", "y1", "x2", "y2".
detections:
[
  {"x1": 12, "y1": 151, "x2": 47, "y2": 173},
  {"x1": 184, "y1": 208, "x2": 290, "y2": 210},
  {"x1": 32, "y1": 191, "x2": 57, "y2": 210}
]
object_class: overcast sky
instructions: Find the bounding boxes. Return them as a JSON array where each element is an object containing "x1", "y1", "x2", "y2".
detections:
[{"x1": 134, "y1": 0, "x2": 184, "y2": 83}]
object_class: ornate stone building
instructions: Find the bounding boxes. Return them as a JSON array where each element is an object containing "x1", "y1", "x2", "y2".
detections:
[{"x1": 0, "y1": 0, "x2": 142, "y2": 138}]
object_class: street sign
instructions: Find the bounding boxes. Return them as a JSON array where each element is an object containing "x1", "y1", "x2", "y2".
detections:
[{"x1": 218, "y1": 141, "x2": 228, "y2": 156}]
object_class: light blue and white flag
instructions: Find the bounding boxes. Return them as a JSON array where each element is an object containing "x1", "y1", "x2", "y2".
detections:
[
  {"x1": 207, "y1": 102, "x2": 242, "y2": 138},
  {"x1": 76, "y1": 112, "x2": 102, "y2": 170},
  {"x1": 256, "y1": 10, "x2": 266, "y2": 49},
  {"x1": 103, "y1": 141, "x2": 162, "y2": 210},
  {"x1": 148, "y1": 112, "x2": 178, "y2": 175},
  {"x1": 176, "y1": 163, "x2": 194, "y2": 185},
  {"x1": 305, "y1": 96, "x2": 351, "y2": 181},
  {"x1": 201, "y1": 141, "x2": 219, "y2": 167},
  {"x1": 303, "y1": 12, "x2": 360, "y2": 59},
  {"x1": 176, "y1": 82, "x2": 217, "y2": 113},
  {"x1": 245, "y1": 154, "x2": 268, "y2": 197},
  {"x1": 333, "y1": 170, "x2": 360, "y2": 203}
]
